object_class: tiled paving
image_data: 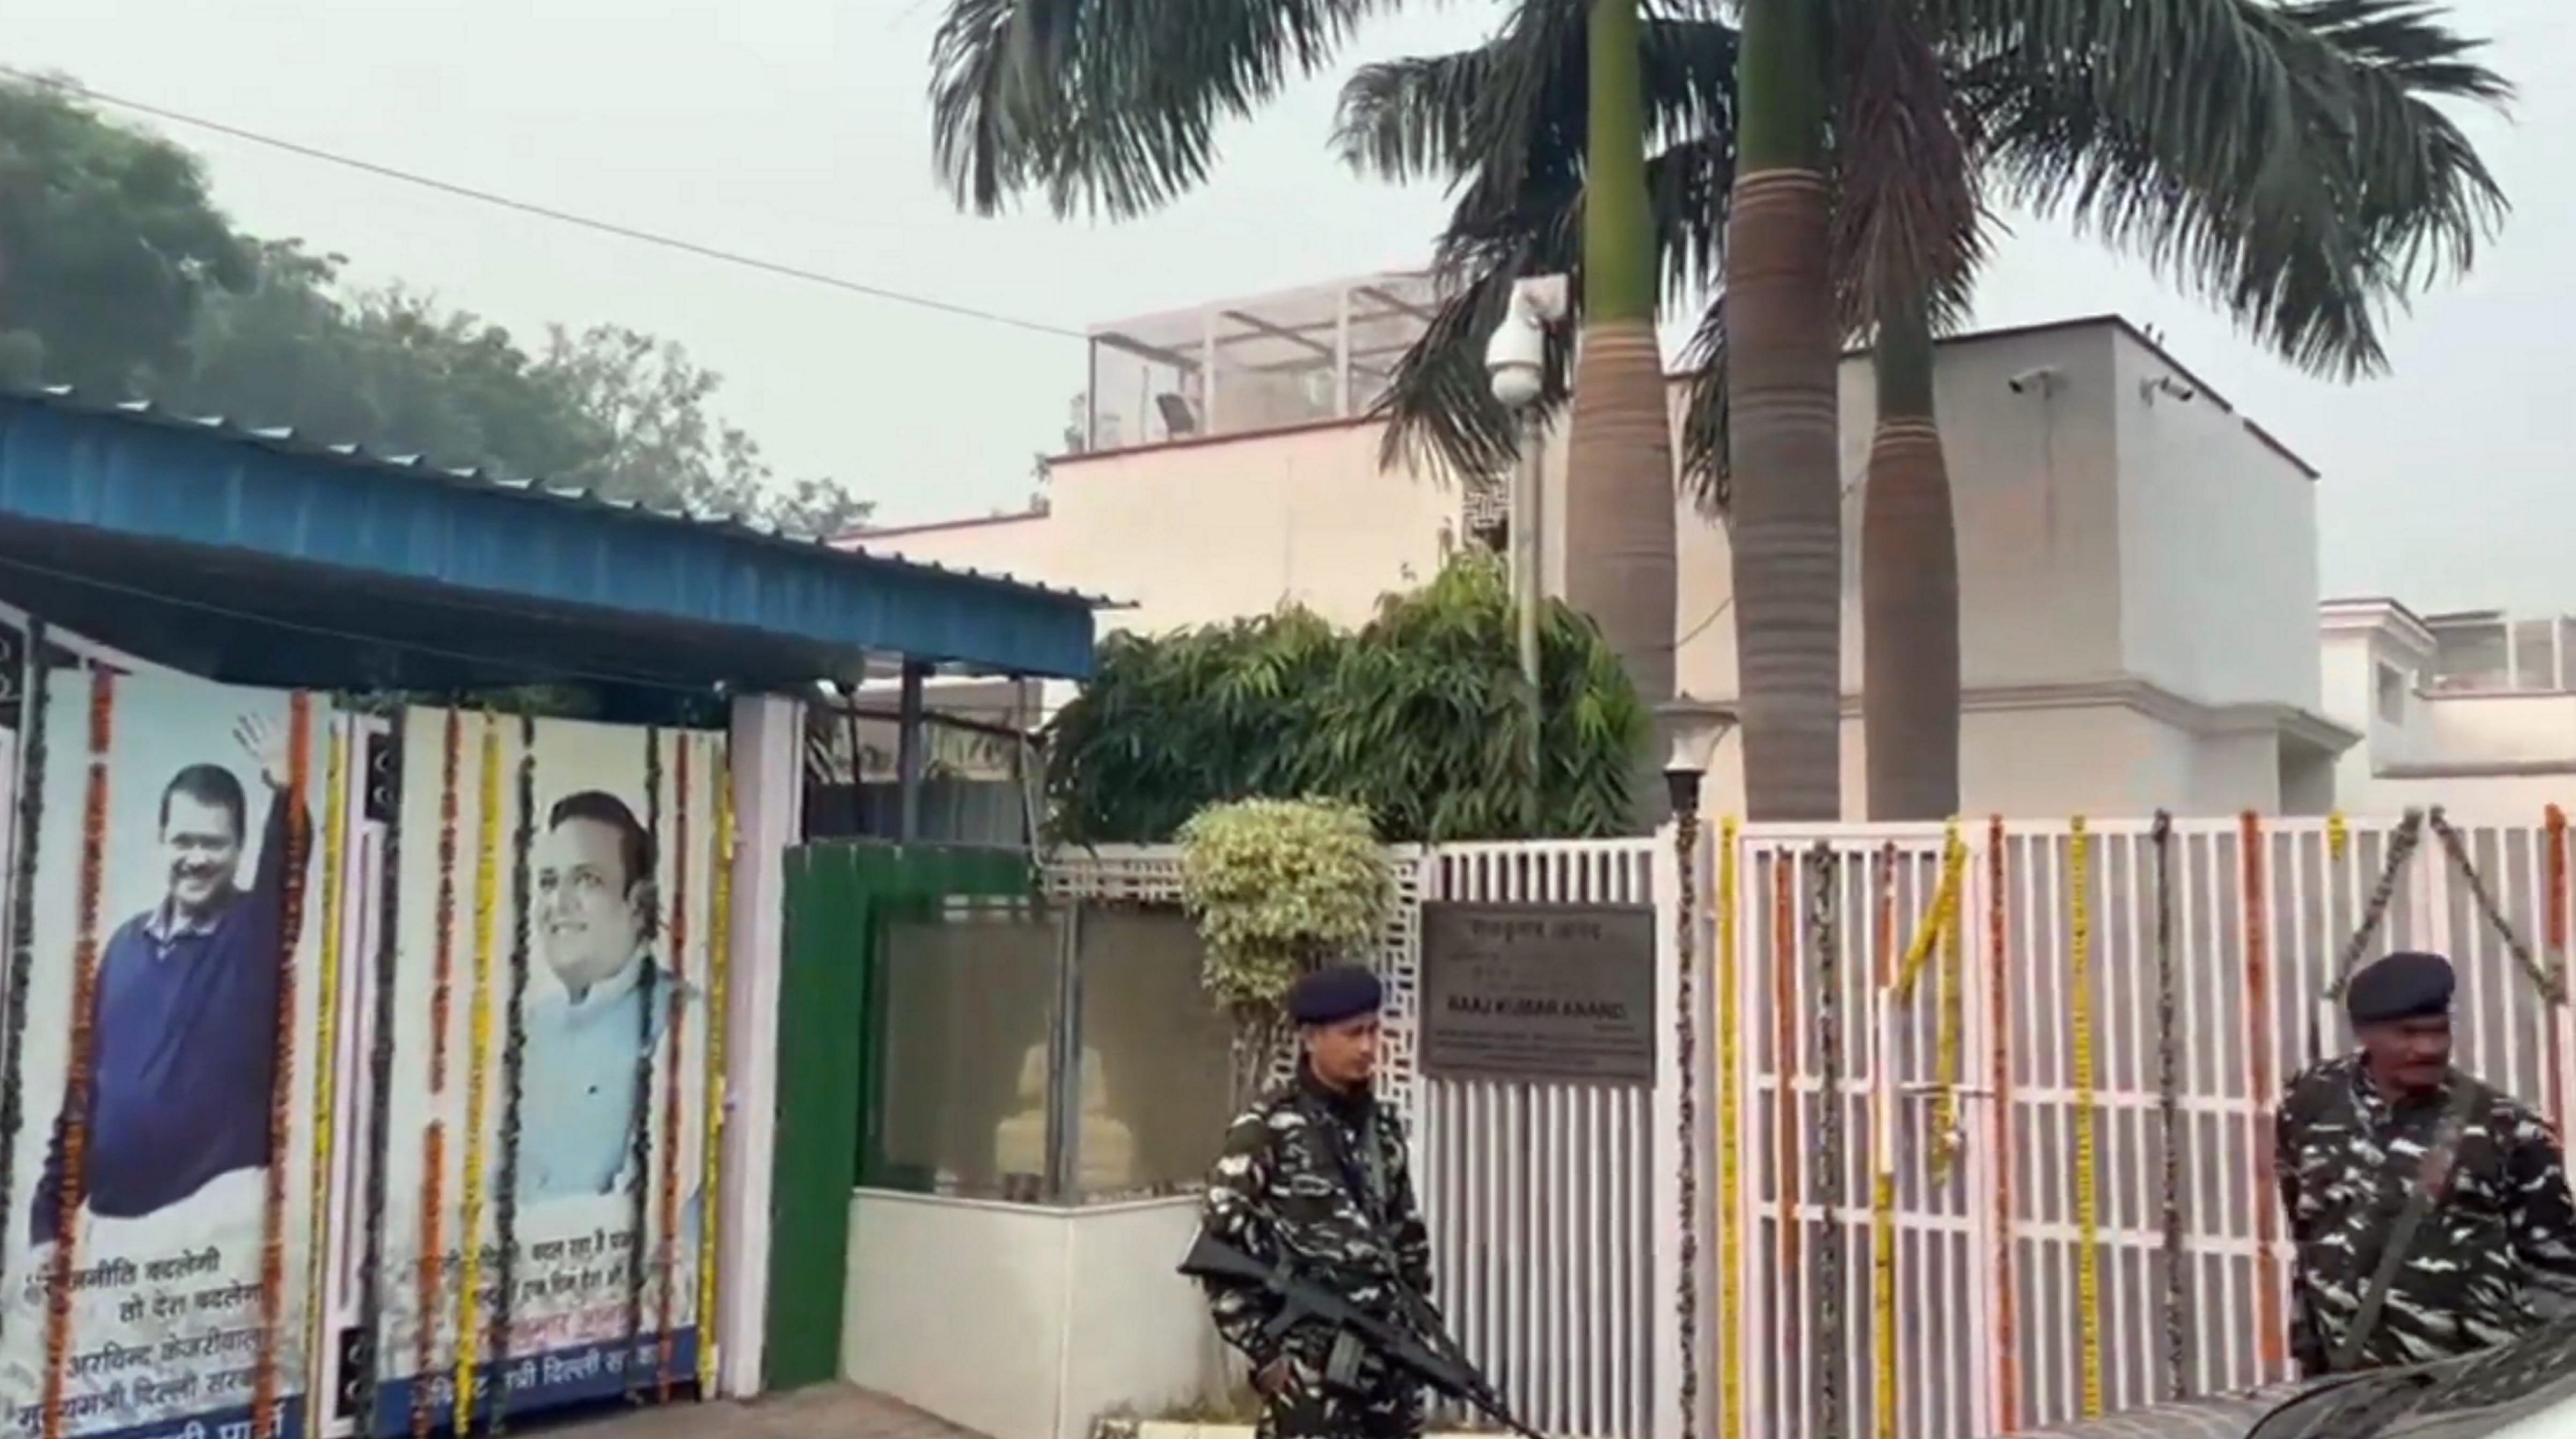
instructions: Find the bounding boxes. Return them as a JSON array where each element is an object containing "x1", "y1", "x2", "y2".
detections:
[{"x1": 545, "y1": 1386, "x2": 988, "y2": 1439}]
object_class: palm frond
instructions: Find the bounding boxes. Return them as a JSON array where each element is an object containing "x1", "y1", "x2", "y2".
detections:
[
  {"x1": 928, "y1": 0, "x2": 1386, "y2": 219},
  {"x1": 1939, "y1": 0, "x2": 2508, "y2": 379},
  {"x1": 1831, "y1": 5, "x2": 1989, "y2": 339},
  {"x1": 1672, "y1": 296, "x2": 1730, "y2": 514}
]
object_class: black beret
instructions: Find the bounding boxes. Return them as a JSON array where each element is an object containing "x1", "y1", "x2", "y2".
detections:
[
  {"x1": 1287, "y1": 965, "x2": 1384, "y2": 1026},
  {"x1": 2347, "y1": 950, "x2": 2456, "y2": 1026}
]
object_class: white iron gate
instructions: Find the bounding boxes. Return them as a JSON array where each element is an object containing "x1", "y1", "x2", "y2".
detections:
[{"x1": 1663, "y1": 813, "x2": 2576, "y2": 1439}]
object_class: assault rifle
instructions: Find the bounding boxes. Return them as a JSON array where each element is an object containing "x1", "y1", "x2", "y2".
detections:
[{"x1": 1178, "y1": 1231, "x2": 1546, "y2": 1439}]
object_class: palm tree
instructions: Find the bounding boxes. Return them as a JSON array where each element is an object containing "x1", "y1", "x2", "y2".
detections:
[
  {"x1": 926, "y1": 0, "x2": 1684, "y2": 797},
  {"x1": 1341, "y1": 0, "x2": 2506, "y2": 819}
]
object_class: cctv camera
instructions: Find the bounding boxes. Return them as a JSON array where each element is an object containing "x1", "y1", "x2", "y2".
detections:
[{"x1": 2007, "y1": 367, "x2": 2059, "y2": 396}]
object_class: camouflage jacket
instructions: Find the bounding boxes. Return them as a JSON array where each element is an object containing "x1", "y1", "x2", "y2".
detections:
[
  {"x1": 1197, "y1": 1067, "x2": 1435, "y2": 1372},
  {"x1": 2275, "y1": 1055, "x2": 2576, "y2": 1374}
]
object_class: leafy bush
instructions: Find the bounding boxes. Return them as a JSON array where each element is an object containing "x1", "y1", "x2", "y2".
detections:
[{"x1": 1045, "y1": 553, "x2": 1645, "y2": 844}]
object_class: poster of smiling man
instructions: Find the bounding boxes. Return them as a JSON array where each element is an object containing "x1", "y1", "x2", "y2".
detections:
[
  {"x1": 0, "y1": 654, "x2": 326, "y2": 1439},
  {"x1": 368, "y1": 710, "x2": 717, "y2": 1433}
]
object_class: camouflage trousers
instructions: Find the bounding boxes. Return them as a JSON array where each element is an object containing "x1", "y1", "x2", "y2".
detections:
[{"x1": 1256, "y1": 1369, "x2": 1423, "y2": 1439}]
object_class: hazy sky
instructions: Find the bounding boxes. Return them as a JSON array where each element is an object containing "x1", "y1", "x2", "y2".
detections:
[{"x1": 17, "y1": 0, "x2": 2568, "y2": 613}]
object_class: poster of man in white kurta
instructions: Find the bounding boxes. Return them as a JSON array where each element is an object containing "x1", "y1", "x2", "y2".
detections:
[
  {"x1": 372, "y1": 711, "x2": 712, "y2": 1430},
  {"x1": 0, "y1": 660, "x2": 322, "y2": 1439}
]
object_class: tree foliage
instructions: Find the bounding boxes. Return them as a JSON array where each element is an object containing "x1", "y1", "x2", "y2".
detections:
[
  {"x1": 1332, "y1": 0, "x2": 2508, "y2": 506},
  {"x1": 1045, "y1": 553, "x2": 1647, "y2": 845},
  {"x1": 0, "y1": 75, "x2": 871, "y2": 537}
]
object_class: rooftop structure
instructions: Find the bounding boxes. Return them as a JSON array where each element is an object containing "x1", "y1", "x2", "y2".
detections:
[{"x1": 1080, "y1": 272, "x2": 1439, "y2": 452}]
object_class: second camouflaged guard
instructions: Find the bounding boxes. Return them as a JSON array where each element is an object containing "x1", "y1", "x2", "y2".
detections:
[
  {"x1": 1195, "y1": 965, "x2": 1437, "y2": 1439},
  {"x1": 2278, "y1": 951, "x2": 2576, "y2": 1375}
]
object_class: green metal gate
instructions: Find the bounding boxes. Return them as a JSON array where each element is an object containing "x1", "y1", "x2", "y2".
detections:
[{"x1": 764, "y1": 841, "x2": 1035, "y2": 1391}]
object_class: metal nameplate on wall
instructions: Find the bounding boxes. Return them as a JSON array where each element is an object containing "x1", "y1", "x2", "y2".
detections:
[{"x1": 1419, "y1": 902, "x2": 1657, "y2": 1084}]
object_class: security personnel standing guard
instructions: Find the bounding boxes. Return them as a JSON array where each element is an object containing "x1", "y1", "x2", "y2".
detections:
[
  {"x1": 1196, "y1": 965, "x2": 1433, "y2": 1439},
  {"x1": 2277, "y1": 949, "x2": 2576, "y2": 1375}
]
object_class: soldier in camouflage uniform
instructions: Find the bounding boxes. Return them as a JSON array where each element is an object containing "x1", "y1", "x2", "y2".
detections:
[
  {"x1": 2277, "y1": 949, "x2": 2576, "y2": 1376},
  {"x1": 1196, "y1": 965, "x2": 1433, "y2": 1439}
]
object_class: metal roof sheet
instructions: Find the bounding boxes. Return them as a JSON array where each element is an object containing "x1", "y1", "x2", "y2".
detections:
[{"x1": 4, "y1": 384, "x2": 1116, "y2": 609}]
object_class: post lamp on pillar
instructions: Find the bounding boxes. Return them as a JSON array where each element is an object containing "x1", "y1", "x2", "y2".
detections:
[
  {"x1": 1485, "y1": 274, "x2": 1568, "y2": 834},
  {"x1": 1656, "y1": 693, "x2": 1734, "y2": 1439}
]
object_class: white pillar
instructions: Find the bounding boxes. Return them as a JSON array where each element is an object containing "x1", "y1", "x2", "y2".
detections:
[{"x1": 715, "y1": 693, "x2": 803, "y2": 1397}]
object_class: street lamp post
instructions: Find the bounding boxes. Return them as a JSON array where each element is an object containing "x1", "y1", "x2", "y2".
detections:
[
  {"x1": 1656, "y1": 693, "x2": 1735, "y2": 1439},
  {"x1": 1486, "y1": 275, "x2": 1568, "y2": 833}
]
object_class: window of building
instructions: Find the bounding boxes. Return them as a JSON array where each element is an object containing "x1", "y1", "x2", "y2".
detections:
[
  {"x1": 2518, "y1": 618, "x2": 2563, "y2": 691},
  {"x1": 2375, "y1": 662, "x2": 2409, "y2": 724},
  {"x1": 858, "y1": 899, "x2": 1234, "y2": 1207}
]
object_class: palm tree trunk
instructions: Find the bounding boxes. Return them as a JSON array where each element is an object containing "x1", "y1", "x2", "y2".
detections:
[
  {"x1": 1564, "y1": 0, "x2": 1678, "y2": 829},
  {"x1": 1726, "y1": 0, "x2": 1841, "y2": 821},
  {"x1": 1861, "y1": 295, "x2": 1961, "y2": 819}
]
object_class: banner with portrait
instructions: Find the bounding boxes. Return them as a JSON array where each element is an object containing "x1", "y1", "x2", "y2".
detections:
[
  {"x1": 0, "y1": 656, "x2": 329, "y2": 1439},
  {"x1": 369, "y1": 711, "x2": 718, "y2": 1431}
]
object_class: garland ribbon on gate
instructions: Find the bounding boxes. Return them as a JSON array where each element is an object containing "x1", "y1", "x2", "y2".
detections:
[
  {"x1": 417, "y1": 708, "x2": 463, "y2": 1439},
  {"x1": 1673, "y1": 810, "x2": 1702, "y2": 1439},
  {"x1": 2546, "y1": 805, "x2": 2569, "y2": 1135},
  {"x1": 304, "y1": 724, "x2": 350, "y2": 1406},
  {"x1": 1772, "y1": 857, "x2": 1801, "y2": 1305},
  {"x1": 41, "y1": 667, "x2": 115, "y2": 1439},
  {"x1": 1890, "y1": 820, "x2": 1970, "y2": 1184},
  {"x1": 2151, "y1": 813, "x2": 2186, "y2": 1398},
  {"x1": 456, "y1": 716, "x2": 503, "y2": 1431},
  {"x1": 654, "y1": 740, "x2": 692, "y2": 1397},
  {"x1": 0, "y1": 627, "x2": 54, "y2": 1355},
  {"x1": 1987, "y1": 816, "x2": 2018, "y2": 1435},
  {"x1": 253, "y1": 695, "x2": 314, "y2": 1439},
  {"x1": 1808, "y1": 842, "x2": 1846, "y2": 1439},
  {"x1": 491, "y1": 715, "x2": 537, "y2": 1434},
  {"x1": 1870, "y1": 846, "x2": 1898, "y2": 1439},
  {"x1": 1714, "y1": 816, "x2": 1741, "y2": 1439},
  {"x1": 625, "y1": 729, "x2": 664, "y2": 1393},
  {"x1": 355, "y1": 714, "x2": 411, "y2": 1439},
  {"x1": 2241, "y1": 812, "x2": 2287, "y2": 1380},
  {"x1": 2068, "y1": 816, "x2": 2104, "y2": 1420}
]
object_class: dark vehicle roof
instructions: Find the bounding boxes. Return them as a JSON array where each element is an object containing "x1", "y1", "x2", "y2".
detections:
[{"x1": 1994, "y1": 1321, "x2": 2576, "y2": 1439}]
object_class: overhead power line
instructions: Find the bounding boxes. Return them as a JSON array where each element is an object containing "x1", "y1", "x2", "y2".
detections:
[{"x1": 0, "y1": 64, "x2": 1088, "y2": 342}]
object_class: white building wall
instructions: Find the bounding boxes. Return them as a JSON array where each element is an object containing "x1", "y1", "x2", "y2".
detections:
[
  {"x1": 872, "y1": 316, "x2": 2345, "y2": 820},
  {"x1": 2112, "y1": 335, "x2": 2323, "y2": 711}
]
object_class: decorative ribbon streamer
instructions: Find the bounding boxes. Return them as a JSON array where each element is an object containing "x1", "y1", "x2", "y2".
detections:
[
  {"x1": 491, "y1": 715, "x2": 537, "y2": 1434},
  {"x1": 416, "y1": 708, "x2": 465, "y2": 1439},
  {"x1": 2316, "y1": 810, "x2": 2424, "y2": 1067},
  {"x1": 1870, "y1": 846, "x2": 1897, "y2": 1439},
  {"x1": 2152, "y1": 813, "x2": 2187, "y2": 1397},
  {"x1": 0, "y1": 625, "x2": 52, "y2": 1353},
  {"x1": 2548, "y1": 805, "x2": 2570, "y2": 1135},
  {"x1": 1713, "y1": 815, "x2": 1741, "y2": 1439},
  {"x1": 2240, "y1": 811, "x2": 2287, "y2": 1382},
  {"x1": 456, "y1": 716, "x2": 503, "y2": 1431},
  {"x1": 304, "y1": 720, "x2": 352, "y2": 1408},
  {"x1": 1772, "y1": 856, "x2": 1801, "y2": 1319},
  {"x1": 254, "y1": 694, "x2": 315, "y2": 1439},
  {"x1": 1987, "y1": 817, "x2": 2018, "y2": 1435},
  {"x1": 655, "y1": 739, "x2": 692, "y2": 1396},
  {"x1": 626, "y1": 729, "x2": 664, "y2": 1394},
  {"x1": 2069, "y1": 817, "x2": 2103, "y2": 1419},
  {"x1": 1672, "y1": 808, "x2": 1702, "y2": 1439},
  {"x1": 355, "y1": 713, "x2": 411, "y2": 1439},
  {"x1": 2326, "y1": 812, "x2": 2349, "y2": 864},
  {"x1": 1807, "y1": 842, "x2": 1846, "y2": 1439},
  {"x1": 2431, "y1": 807, "x2": 2565, "y2": 1004},
  {"x1": 41, "y1": 667, "x2": 115, "y2": 1439}
]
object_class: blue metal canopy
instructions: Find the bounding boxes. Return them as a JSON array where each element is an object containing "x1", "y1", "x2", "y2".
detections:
[{"x1": 0, "y1": 388, "x2": 1098, "y2": 692}]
